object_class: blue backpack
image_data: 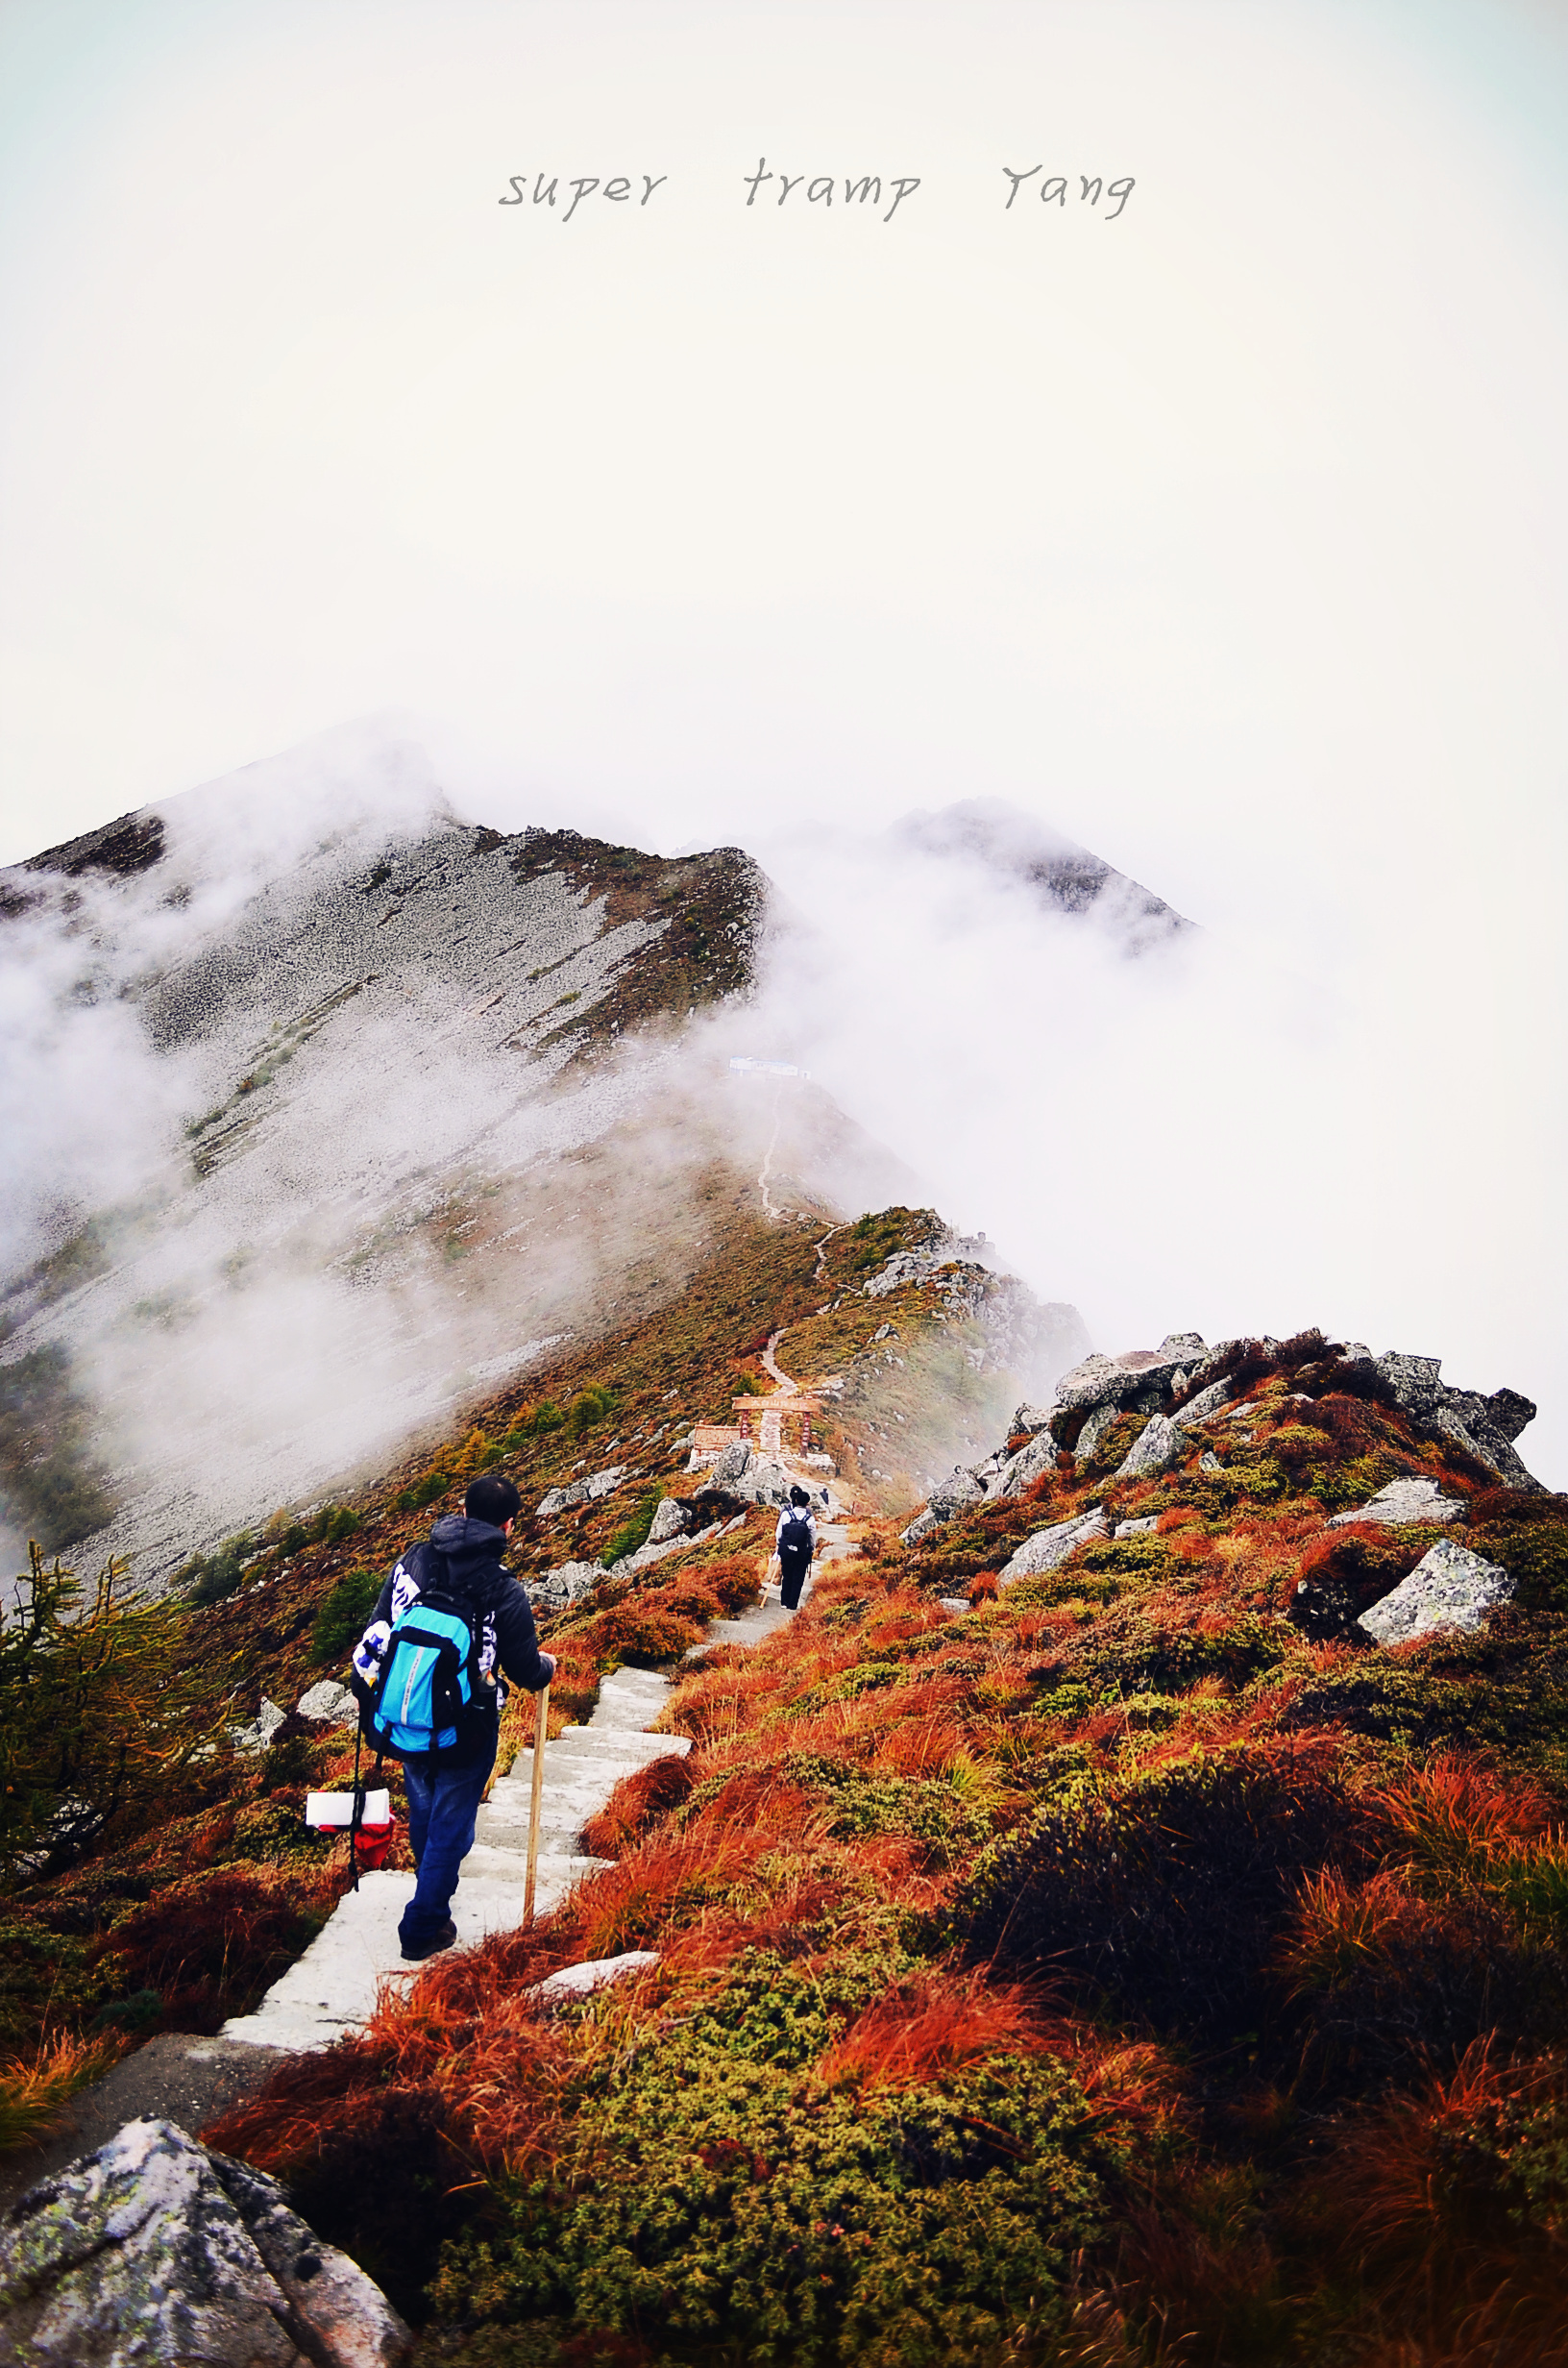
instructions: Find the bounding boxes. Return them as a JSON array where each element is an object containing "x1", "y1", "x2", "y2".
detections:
[{"x1": 359, "y1": 1583, "x2": 483, "y2": 1761}]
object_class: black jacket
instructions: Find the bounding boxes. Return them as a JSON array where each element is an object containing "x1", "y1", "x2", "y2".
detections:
[{"x1": 369, "y1": 1516, "x2": 551, "y2": 1764}]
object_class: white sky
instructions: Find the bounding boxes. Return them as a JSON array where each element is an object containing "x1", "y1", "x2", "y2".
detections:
[{"x1": 2, "y1": 0, "x2": 1566, "y2": 1475}]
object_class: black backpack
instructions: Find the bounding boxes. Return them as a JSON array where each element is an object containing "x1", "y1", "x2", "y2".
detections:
[{"x1": 778, "y1": 1512, "x2": 814, "y2": 1563}]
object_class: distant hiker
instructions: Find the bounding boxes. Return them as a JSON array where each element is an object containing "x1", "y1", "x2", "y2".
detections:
[
  {"x1": 772, "y1": 1485, "x2": 818, "y2": 1611},
  {"x1": 352, "y1": 1473, "x2": 554, "y2": 1962}
]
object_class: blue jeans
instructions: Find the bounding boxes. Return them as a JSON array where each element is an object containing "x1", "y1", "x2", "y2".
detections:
[{"x1": 398, "y1": 1742, "x2": 496, "y2": 1948}]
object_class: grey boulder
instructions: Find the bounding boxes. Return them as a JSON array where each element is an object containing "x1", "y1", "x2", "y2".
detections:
[
  {"x1": 296, "y1": 1681, "x2": 357, "y2": 1727},
  {"x1": 1115, "y1": 1414, "x2": 1188, "y2": 1481},
  {"x1": 706, "y1": 1441, "x2": 754, "y2": 1490},
  {"x1": 1330, "y1": 1477, "x2": 1466, "y2": 1529},
  {"x1": 992, "y1": 1431, "x2": 1059, "y2": 1498},
  {"x1": 1070, "y1": 1401, "x2": 1124, "y2": 1468},
  {"x1": 530, "y1": 1558, "x2": 603, "y2": 1614},
  {"x1": 527, "y1": 1949, "x2": 660, "y2": 2006},
  {"x1": 1172, "y1": 1376, "x2": 1233, "y2": 1428},
  {"x1": 583, "y1": 1463, "x2": 631, "y2": 1502},
  {"x1": 737, "y1": 1455, "x2": 796, "y2": 1508},
  {"x1": 1358, "y1": 1538, "x2": 1514, "y2": 1647},
  {"x1": 646, "y1": 1496, "x2": 690, "y2": 1545},
  {"x1": 901, "y1": 1466, "x2": 987, "y2": 1545},
  {"x1": 231, "y1": 1698, "x2": 286, "y2": 1756},
  {"x1": 997, "y1": 1507, "x2": 1109, "y2": 1585},
  {"x1": 0, "y1": 2116, "x2": 411, "y2": 2367}
]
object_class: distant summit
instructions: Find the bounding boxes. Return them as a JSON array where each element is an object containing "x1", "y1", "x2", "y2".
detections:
[{"x1": 894, "y1": 798, "x2": 1190, "y2": 951}]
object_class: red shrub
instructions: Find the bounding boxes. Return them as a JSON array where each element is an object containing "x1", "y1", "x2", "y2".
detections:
[
  {"x1": 96, "y1": 1867, "x2": 336, "y2": 2034},
  {"x1": 818, "y1": 1967, "x2": 1047, "y2": 2091},
  {"x1": 1376, "y1": 1751, "x2": 1557, "y2": 1867},
  {"x1": 1322, "y1": 2041, "x2": 1568, "y2": 2361},
  {"x1": 580, "y1": 1751, "x2": 698, "y2": 1857}
]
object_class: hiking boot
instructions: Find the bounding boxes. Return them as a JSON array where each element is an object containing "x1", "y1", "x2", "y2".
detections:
[{"x1": 400, "y1": 1918, "x2": 458, "y2": 1962}]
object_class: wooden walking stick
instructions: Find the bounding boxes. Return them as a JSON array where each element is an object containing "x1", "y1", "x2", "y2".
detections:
[{"x1": 523, "y1": 1682, "x2": 550, "y2": 1923}]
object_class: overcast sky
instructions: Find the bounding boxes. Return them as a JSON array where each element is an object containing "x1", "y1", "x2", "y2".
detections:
[{"x1": 2, "y1": 0, "x2": 1566, "y2": 1472}]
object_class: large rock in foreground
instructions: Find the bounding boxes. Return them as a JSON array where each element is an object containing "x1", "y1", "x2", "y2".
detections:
[
  {"x1": 0, "y1": 2116, "x2": 411, "y2": 2367},
  {"x1": 1358, "y1": 1539, "x2": 1514, "y2": 1648}
]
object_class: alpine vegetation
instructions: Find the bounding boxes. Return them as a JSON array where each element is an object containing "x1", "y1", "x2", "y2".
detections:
[{"x1": 2, "y1": 773, "x2": 1564, "y2": 2366}]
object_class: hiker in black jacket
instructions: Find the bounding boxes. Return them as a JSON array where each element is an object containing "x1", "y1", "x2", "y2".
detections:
[{"x1": 356, "y1": 1473, "x2": 554, "y2": 1961}]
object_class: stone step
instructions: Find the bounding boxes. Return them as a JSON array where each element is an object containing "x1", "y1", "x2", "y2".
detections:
[
  {"x1": 545, "y1": 1728, "x2": 692, "y2": 1761},
  {"x1": 480, "y1": 1810, "x2": 600, "y2": 1843},
  {"x1": 589, "y1": 1702, "x2": 670, "y2": 1733},
  {"x1": 223, "y1": 1865, "x2": 581, "y2": 2051},
  {"x1": 591, "y1": 1674, "x2": 672, "y2": 1708},
  {"x1": 481, "y1": 1790, "x2": 612, "y2": 1825}
]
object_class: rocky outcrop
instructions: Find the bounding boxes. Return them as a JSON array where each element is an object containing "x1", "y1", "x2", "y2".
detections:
[
  {"x1": 537, "y1": 1463, "x2": 632, "y2": 1518},
  {"x1": 686, "y1": 1445, "x2": 807, "y2": 1513},
  {"x1": 894, "y1": 800, "x2": 1190, "y2": 953},
  {"x1": 1358, "y1": 1538, "x2": 1514, "y2": 1647},
  {"x1": 1370, "y1": 1354, "x2": 1540, "y2": 1491},
  {"x1": 894, "y1": 1325, "x2": 1543, "y2": 1566},
  {"x1": 296, "y1": 1680, "x2": 357, "y2": 1727},
  {"x1": 1329, "y1": 1478, "x2": 1466, "y2": 1529},
  {"x1": 855, "y1": 1238, "x2": 1088, "y2": 1382},
  {"x1": 0, "y1": 2117, "x2": 411, "y2": 2366},
  {"x1": 901, "y1": 1467, "x2": 986, "y2": 1545},
  {"x1": 530, "y1": 1558, "x2": 603, "y2": 1616},
  {"x1": 607, "y1": 1520, "x2": 727, "y2": 1579},
  {"x1": 997, "y1": 1507, "x2": 1109, "y2": 1585},
  {"x1": 1055, "y1": 1335, "x2": 1207, "y2": 1413}
]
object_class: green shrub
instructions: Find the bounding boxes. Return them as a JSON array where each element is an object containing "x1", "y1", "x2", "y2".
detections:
[
  {"x1": 1, "y1": 1546, "x2": 227, "y2": 1884},
  {"x1": 311, "y1": 1505, "x2": 360, "y2": 1544},
  {"x1": 529, "y1": 1400, "x2": 564, "y2": 1436},
  {"x1": 430, "y1": 1949, "x2": 1115, "y2": 2365},
  {"x1": 394, "y1": 1470, "x2": 450, "y2": 1514},
  {"x1": 183, "y1": 1531, "x2": 258, "y2": 1608},
  {"x1": 603, "y1": 1492, "x2": 662, "y2": 1567},
  {"x1": 949, "y1": 1753, "x2": 1369, "y2": 2046},
  {"x1": 566, "y1": 1385, "x2": 615, "y2": 1439},
  {"x1": 311, "y1": 1566, "x2": 382, "y2": 1665}
]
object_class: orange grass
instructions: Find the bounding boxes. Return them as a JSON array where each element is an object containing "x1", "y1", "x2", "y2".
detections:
[
  {"x1": 816, "y1": 1965, "x2": 1048, "y2": 2090},
  {"x1": 1319, "y1": 2039, "x2": 1568, "y2": 2365},
  {"x1": 1374, "y1": 1753, "x2": 1558, "y2": 1870},
  {"x1": 1274, "y1": 1865, "x2": 1431, "y2": 1999}
]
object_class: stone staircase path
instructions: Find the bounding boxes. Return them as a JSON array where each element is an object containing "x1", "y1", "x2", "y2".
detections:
[
  {"x1": 220, "y1": 1510, "x2": 855, "y2": 2056},
  {"x1": 221, "y1": 1666, "x2": 690, "y2": 2054}
]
